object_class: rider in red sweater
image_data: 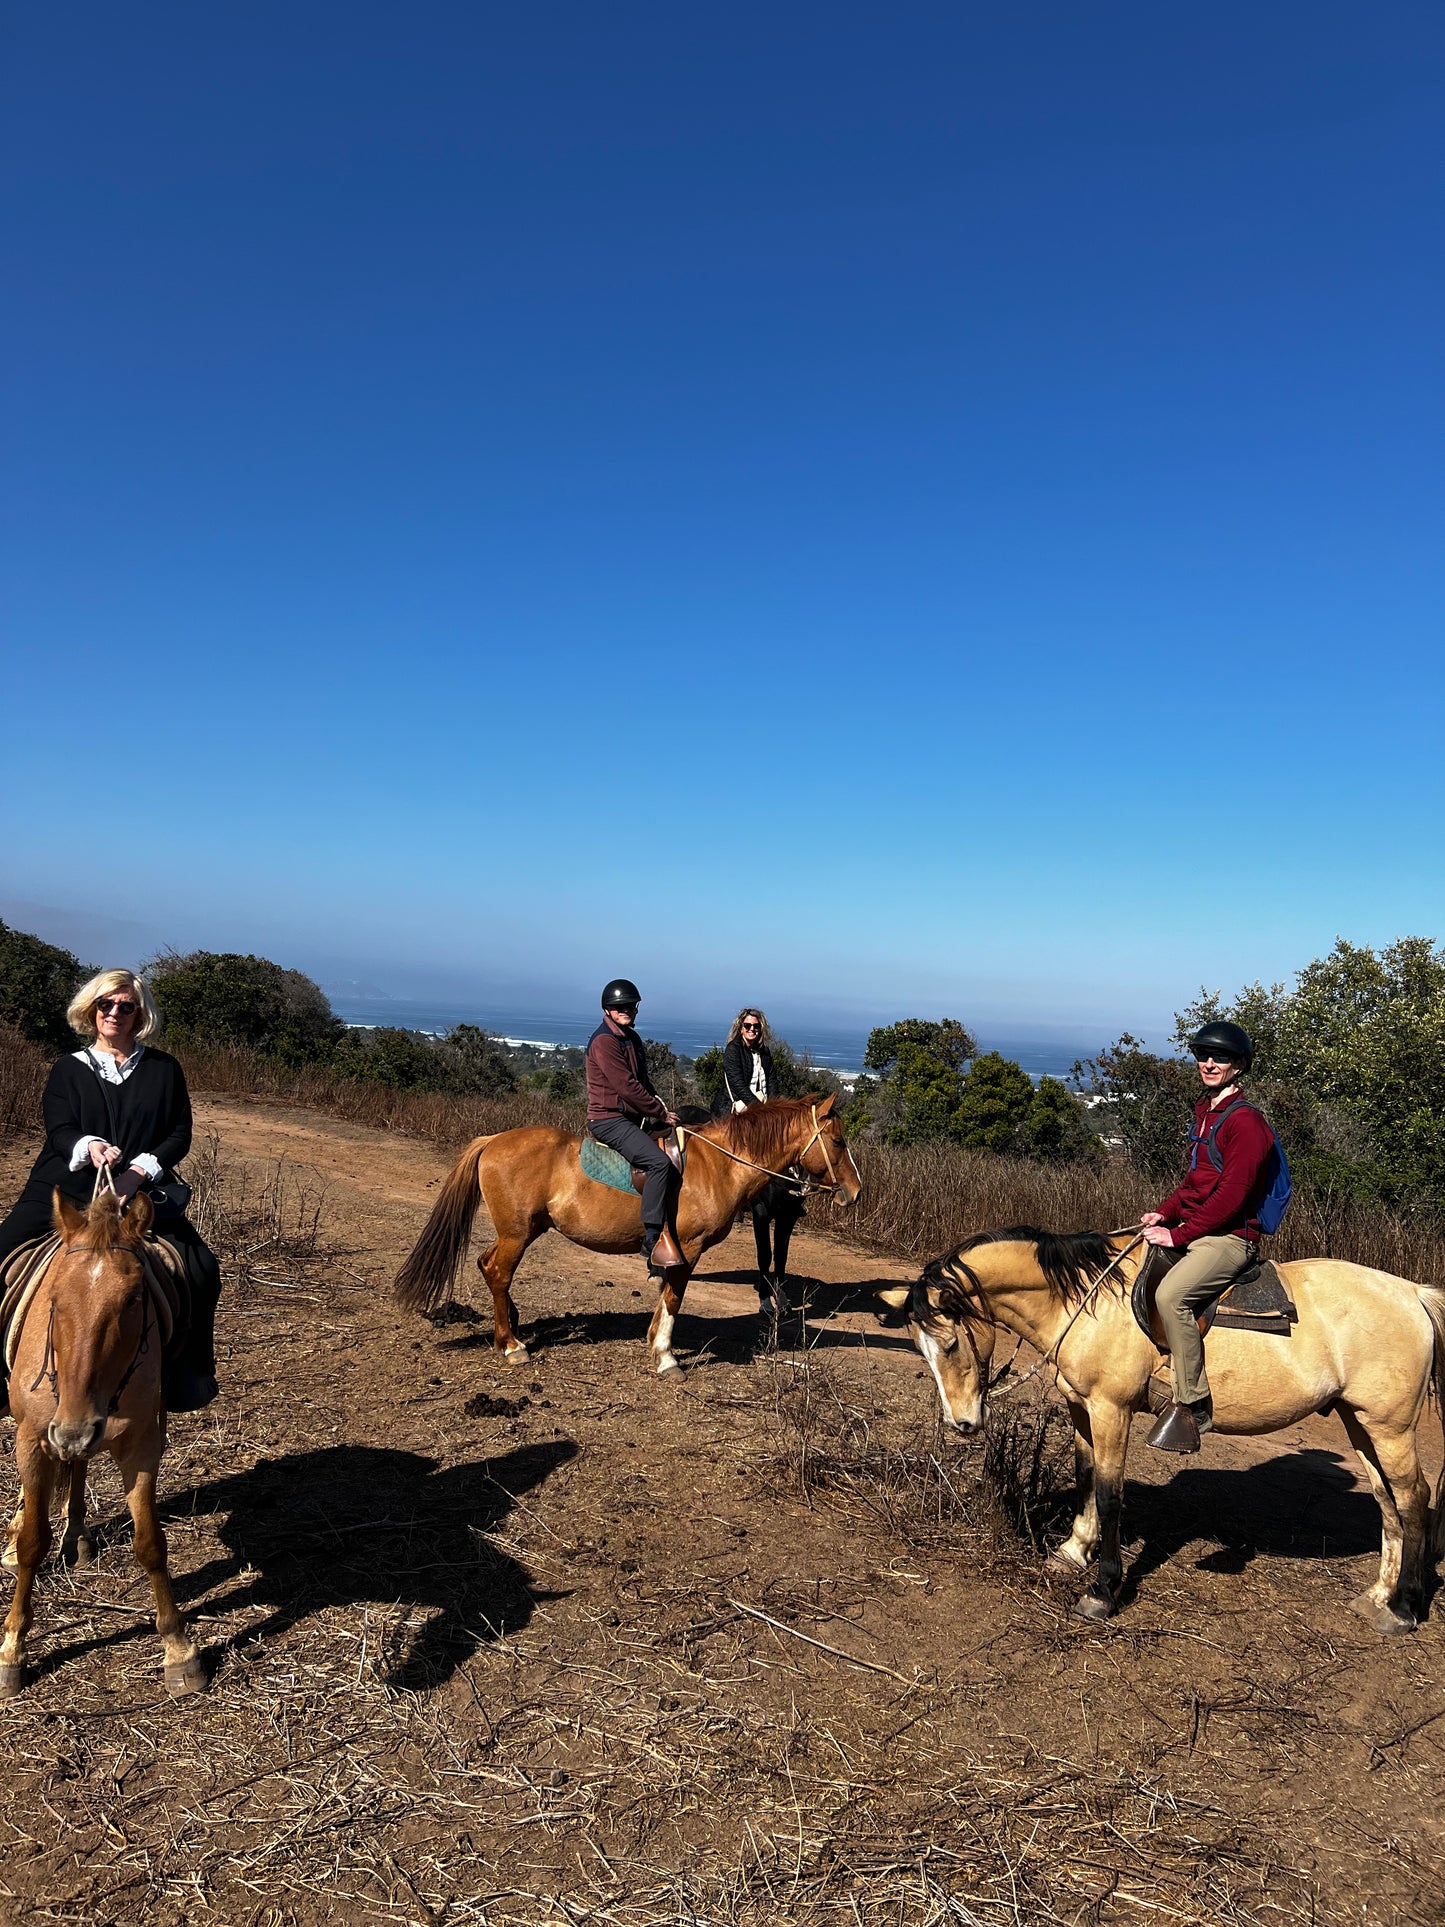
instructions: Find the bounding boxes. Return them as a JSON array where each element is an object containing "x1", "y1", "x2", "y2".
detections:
[{"x1": 1141, "y1": 1021, "x2": 1275, "y2": 1450}]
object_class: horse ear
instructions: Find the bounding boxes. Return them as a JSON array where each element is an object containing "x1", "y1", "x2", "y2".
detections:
[
  {"x1": 125, "y1": 1191, "x2": 154, "y2": 1240},
  {"x1": 815, "y1": 1093, "x2": 838, "y2": 1117},
  {"x1": 53, "y1": 1190, "x2": 87, "y2": 1241},
  {"x1": 875, "y1": 1284, "x2": 910, "y2": 1312}
]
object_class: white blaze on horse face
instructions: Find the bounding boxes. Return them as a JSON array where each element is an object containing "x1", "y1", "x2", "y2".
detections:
[{"x1": 917, "y1": 1326, "x2": 984, "y2": 1431}]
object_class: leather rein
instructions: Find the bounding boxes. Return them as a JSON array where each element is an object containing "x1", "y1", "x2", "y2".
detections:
[{"x1": 689, "y1": 1103, "x2": 846, "y2": 1199}]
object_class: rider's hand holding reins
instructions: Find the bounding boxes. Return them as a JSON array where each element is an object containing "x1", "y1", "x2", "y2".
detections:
[{"x1": 88, "y1": 1141, "x2": 124, "y2": 1170}]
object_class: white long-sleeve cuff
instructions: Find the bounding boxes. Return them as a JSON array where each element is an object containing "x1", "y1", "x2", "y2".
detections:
[
  {"x1": 130, "y1": 1154, "x2": 163, "y2": 1181},
  {"x1": 70, "y1": 1135, "x2": 103, "y2": 1172}
]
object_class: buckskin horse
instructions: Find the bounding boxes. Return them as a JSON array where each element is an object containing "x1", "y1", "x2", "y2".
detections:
[
  {"x1": 394, "y1": 1095, "x2": 860, "y2": 1374},
  {"x1": 1, "y1": 1186, "x2": 206, "y2": 1696},
  {"x1": 881, "y1": 1227, "x2": 1445, "y2": 1634}
]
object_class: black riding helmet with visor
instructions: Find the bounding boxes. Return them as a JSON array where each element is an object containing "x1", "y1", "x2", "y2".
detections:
[
  {"x1": 1189, "y1": 1021, "x2": 1253, "y2": 1072},
  {"x1": 601, "y1": 979, "x2": 642, "y2": 1011}
]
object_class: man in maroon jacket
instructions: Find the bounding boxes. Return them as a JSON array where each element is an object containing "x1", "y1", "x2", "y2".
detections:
[
  {"x1": 1141, "y1": 1021, "x2": 1275, "y2": 1449},
  {"x1": 586, "y1": 978, "x2": 681, "y2": 1270}
]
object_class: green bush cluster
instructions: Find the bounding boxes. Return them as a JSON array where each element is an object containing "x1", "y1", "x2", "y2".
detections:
[
  {"x1": 846, "y1": 1020, "x2": 1098, "y2": 1164},
  {"x1": 0, "y1": 921, "x2": 91, "y2": 1052}
]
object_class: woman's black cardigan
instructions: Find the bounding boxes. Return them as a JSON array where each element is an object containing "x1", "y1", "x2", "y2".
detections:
[
  {"x1": 25, "y1": 1051, "x2": 193, "y2": 1205},
  {"x1": 722, "y1": 1037, "x2": 775, "y2": 1108}
]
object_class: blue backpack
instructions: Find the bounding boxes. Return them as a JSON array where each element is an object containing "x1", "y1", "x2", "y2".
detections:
[{"x1": 1188, "y1": 1098, "x2": 1292, "y2": 1235}]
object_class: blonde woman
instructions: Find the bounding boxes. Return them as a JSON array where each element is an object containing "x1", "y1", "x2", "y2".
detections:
[
  {"x1": 717, "y1": 1007, "x2": 804, "y2": 1305},
  {"x1": 0, "y1": 969, "x2": 221, "y2": 1411}
]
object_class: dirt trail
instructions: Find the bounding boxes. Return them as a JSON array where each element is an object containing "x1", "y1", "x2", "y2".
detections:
[{"x1": 0, "y1": 1098, "x2": 1439, "y2": 1926}]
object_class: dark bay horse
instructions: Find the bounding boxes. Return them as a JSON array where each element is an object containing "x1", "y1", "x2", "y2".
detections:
[
  {"x1": 395, "y1": 1095, "x2": 861, "y2": 1373},
  {"x1": 882, "y1": 1226, "x2": 1445, "y2": 1633},
  {"x1": 2, "y1": 1189, "x2": 206, "y2": 1696}
]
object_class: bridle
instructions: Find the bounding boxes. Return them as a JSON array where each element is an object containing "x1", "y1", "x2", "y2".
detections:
[{"x1": 690, "y1": 1103, "x2": 850, "y2": 1199}]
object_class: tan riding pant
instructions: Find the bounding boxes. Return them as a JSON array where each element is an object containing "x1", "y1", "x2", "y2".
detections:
[{"x1": 1156, "y1": 1234, "x2": 1252, "y2": 1405}]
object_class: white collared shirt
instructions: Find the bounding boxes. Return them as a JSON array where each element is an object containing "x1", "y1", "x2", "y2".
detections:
[{"x1": 69, "y1": 1045, "x2": 163, "y2": 1180}]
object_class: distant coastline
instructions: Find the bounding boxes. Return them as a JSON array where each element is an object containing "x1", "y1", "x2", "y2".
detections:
[{"x1": 326, "y1": 994, "x2": 1105, "y2": 1087}]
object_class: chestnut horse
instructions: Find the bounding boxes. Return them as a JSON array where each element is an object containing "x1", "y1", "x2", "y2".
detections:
[
  {"x1": 395, "y1": 1095, "x2": 860, "y2": 1373},
  {"x1": 1, "y1": 1187, "x2": 206, "y2": 1696},
  {"x1": 882, "y1": 1226, "x2": 1445, "y2": 1634}
]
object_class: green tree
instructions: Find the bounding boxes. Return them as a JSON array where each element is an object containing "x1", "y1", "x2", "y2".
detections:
[
  {"x1": 1072, "y1": 1032, "x2": 1197, "y2": 1179},
  {"x1": 0, "y1": 921, "x2": 90, "y2": 1052},
  {"x1": 860, "y1": 1018, "x2": 977, "y2": 1145},
  {"x1": 438, "y1": 1024, "x2": 518, "y2": 1098},
  {"x1": 1022, "y1": 1076, "x2": 1100, "y2": 1164},
  {"x1": 950, "y1": 1051, "x2": 1035, "y2": 1153},
  {"x1": 148, "y1": 951, "x2": 343, "y2": 1063}
]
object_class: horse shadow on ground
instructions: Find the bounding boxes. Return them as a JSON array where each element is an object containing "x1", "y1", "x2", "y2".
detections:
[
  {"x1": 1114, "y1": 1447, "x2": 1405, "y2": 1610},
  {"x1": 147, "y1": 1439, "x2": 580, "y2": 1689}
]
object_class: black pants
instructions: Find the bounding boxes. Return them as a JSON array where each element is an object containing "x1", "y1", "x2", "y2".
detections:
[
  {"x1": 0, "y1": 1181, "x2": 221, "y2": 1387},
  {"x1": 751, "y1": 1179, "x2": 804, "y2": 1284},
  {"x1": 587, "y1": 1117, "x2": 675, "y2": 1233}
]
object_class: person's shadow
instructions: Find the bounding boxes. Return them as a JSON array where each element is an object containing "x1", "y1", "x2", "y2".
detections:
[{"x1": 161, "y1": 1439, "x2": 578, "y2": 1689}]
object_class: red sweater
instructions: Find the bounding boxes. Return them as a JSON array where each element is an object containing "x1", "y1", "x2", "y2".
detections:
[{"x1": 1155, "y1": 1094, "x2": 1275, "y2": 1246}]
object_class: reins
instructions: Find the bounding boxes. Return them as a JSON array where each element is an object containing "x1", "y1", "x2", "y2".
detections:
[{"x1": 692, "y1": 1104, "x2": 845, "y2": 1199}]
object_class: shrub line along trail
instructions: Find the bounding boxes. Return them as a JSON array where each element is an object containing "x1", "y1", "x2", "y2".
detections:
[{"x1": 0, "y1": 1094, "x2": 1441, "y2": 1925}]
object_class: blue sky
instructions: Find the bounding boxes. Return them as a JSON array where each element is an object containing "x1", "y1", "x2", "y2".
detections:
[{"x1": 3, "y1": 3, "x2": 1441, "y2": 1046}]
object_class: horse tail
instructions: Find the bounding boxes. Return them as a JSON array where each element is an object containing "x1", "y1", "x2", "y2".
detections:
[
  {"x1": 1417, "y1": 1284, "x2": 1445, "y2": 1554},
  {"x1": 394, "y1": 1137, "x2": 493, "y2": 1315}
]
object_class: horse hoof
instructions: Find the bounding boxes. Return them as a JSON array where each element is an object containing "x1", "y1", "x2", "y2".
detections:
[
  {"x1": 0, "y1": 1664, "x2": 24, "y2": 1697},
  {"x1": 1075, "y1": 1588, "x2": 1116, "y2": 1623},
  {"x1": 1047, "y1": 1547, "x2": 1088, "y2": 1578},
  {"x1": 63, "y1": 1533, "x2": 95, "y2": 1570},
  {"x1": 502, "y1": 1345, "x2": 530, "y2": 1366},
  {"x1": 165, "y1": 1655, "x2": 209, "y2": 1697},
  {"x1": 656, "y1": 1353, "x2": 682, "y2": 1376},
  {"x1": 1351, "y1": 1592, "x2": 1416, "y2": 1637}
]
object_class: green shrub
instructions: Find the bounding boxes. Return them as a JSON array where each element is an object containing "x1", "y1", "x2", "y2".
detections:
[
  {"x1": 950, "y1": 1051, "x2": 1034, "y2": 1152},
  {"x1": 0, "y1": 921, "x2": 90, "y2": 1052},
  {"x1": 149, "y1": 951, "x2": 343, "y2": 1063}
]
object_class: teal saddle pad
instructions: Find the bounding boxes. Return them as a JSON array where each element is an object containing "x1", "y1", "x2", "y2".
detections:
[{"x1": 579, "y1": 1135, "x2": 639, "y2": 1195}]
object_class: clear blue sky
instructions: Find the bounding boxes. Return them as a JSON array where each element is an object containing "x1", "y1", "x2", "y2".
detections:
[{"x1": 3, "y1": 3, "x2": 1441, "y2": 1045}]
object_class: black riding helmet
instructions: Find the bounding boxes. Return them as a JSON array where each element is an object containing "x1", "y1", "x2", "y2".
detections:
[
  {"x1": 1189, "y1": 1020, "x2": 1253, "y2": 1071},
  {"x1": 601, "y1": 978, "x2": 642, "y2": 1011}
]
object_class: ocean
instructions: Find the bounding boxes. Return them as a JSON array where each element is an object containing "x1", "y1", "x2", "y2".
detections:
[{"x1": 326, "y1": 994, "x2": 1103, "y2": 1085}]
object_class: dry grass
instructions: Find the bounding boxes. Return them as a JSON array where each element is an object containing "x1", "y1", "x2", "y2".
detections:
[
  {"x1": 821, "y1": 1137, "x2": 1445, "y2": 1282},
  {"x1": 0, "y1": 1021, "x2": 48, "y2": 1141}
]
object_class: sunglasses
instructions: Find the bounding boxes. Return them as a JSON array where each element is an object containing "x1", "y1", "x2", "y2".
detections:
[
  {"x1": 96, "y1": 998, "x2": 139, "y2": 1016},
  {"x1": 1193, "y1": 1053, "x2": 1236, "y2": 1068},
  {"x1": 741, "y1": 1022, "x2": 761, "y2": 1031}
]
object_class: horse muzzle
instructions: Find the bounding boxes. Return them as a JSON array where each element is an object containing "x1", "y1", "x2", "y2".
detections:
[{"x1": 48, "y1": 1416, "x2": 104, "y2": 1461}]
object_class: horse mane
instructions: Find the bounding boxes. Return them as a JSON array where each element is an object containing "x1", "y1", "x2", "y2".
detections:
[
  {"x1": 74, "y1": 1193, "x2": 144, "y2": 1253},
  {"x1": 955, "y1": 1224, "x2": 1119, "y2": 1306},
  {"x1": 706, "y1": 1096, "x2": 815, "y2": 1169}
]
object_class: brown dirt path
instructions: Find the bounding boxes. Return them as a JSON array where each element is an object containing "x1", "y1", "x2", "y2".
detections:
[{"x1": 0, "y1": 1098, "x2": 1439, "y2": 1926}]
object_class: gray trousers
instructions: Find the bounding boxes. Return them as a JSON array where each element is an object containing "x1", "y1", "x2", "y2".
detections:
[{"x1": 1156, "y1": 1233, "x2": 1252, "y2": 1405}]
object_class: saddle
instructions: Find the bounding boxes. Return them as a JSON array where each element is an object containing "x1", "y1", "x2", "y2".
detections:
[
  {"x1": 1130, "y1": 1244, "x2": 1297, "y2": 1352},
  {"x1": 579, "y1": 1127, "x2": 686, "y2": 1197},
  {"x1": 0, "y1": 1231, "x2": 192, "y2": 1395}
]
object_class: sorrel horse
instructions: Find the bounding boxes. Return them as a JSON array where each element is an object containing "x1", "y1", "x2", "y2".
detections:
[
  {"x1": 1, "y1": 1188, "x2": 206, "y2": 1696},
  {"x1": 881, "y1": 1226, "x2": 1445, "y2": 1633},
  {"x1": 395, "y1": 1095, "x2": 861, "y2": 1373}
]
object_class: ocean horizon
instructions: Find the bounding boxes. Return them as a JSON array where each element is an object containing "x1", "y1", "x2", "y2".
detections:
[{"x1": 325, "y1": 993, "x2": 1107, "y2": 1086}]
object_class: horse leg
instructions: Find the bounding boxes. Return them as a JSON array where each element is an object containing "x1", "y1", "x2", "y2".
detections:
[
  {"x1": 1049, "y1": 1401, "x2": 1099, "y2": 1576},
  {"x1": 0, "y1": 1444, "x2": 57, "y2": 1694},
  {"x1": 646, "y1": 1270, "x2": 691, "y2": 1376},
  {"x1": 1337, "y1": 1408, "x2": 1428, "y2": 1634},
  {"x1": 60, "y1": 1462, "x2": 95, "y2": 1569},
  {"x1": 478, "y1": 1235, "x2": 534, "y2": 1363},
  {"x1": 117, "y1": 1448, "x2": 206, "y2": 1695},
  {"x1": 2, "y1": 1492, "x2": 24, "y2": 1573},
  {"x1": 1075, "y1": 1402, "x2": 1131, "y2": 1621}
]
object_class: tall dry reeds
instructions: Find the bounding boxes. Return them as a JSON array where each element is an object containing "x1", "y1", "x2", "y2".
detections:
[{"x1": 0, "y1": 1021, "x2": 49, "y2": 1141}]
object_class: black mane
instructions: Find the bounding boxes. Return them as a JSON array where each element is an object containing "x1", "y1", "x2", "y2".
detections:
[{"x1": 954, "y1": 1224, "x2": 1118, "y2": 1306}]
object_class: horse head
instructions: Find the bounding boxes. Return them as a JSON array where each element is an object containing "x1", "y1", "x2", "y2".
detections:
[
  {"x1": 45, "y1": 1188, "x2": 155, "y2": 1460},
  {"x1": 898, "y1": 1253, "x2": 997, "y2": 1433},
  {"x1": 796, "y1": 1094, "x2": 862, "y2": 1204}
]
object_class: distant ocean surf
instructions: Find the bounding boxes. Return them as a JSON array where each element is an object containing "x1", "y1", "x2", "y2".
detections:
[{"x1": 326, "y1": 995, "x2": 1103, "y2": 1086}]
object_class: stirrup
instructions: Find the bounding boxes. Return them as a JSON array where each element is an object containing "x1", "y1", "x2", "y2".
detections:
[{"x1": 1146, "y1": 1401, "x2": 1203, "y2": 1454}]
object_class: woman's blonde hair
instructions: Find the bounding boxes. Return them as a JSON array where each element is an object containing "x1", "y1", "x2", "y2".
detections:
[
  {"x1": 726, "y1": 1007, "x2": 771, "y2": 1047},
  {"x1": 67, "y1": 969, "x2": 163, "y2": 1044}
]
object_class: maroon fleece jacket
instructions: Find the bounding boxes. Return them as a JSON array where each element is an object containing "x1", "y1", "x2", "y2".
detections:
[
  {"x1": 1155, "y1": 1094, "x2": 1275, "y2": 1245},
  {"x1": 585, "y1": 1016, "x2": 666, "y2": 1123}
]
